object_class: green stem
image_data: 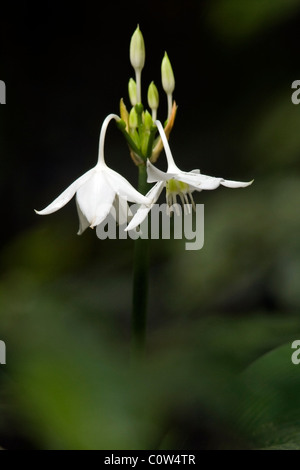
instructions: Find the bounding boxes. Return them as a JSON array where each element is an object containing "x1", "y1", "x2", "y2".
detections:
[{"x1": 131, "y1": 164, "x2": 150, "y2": 355}]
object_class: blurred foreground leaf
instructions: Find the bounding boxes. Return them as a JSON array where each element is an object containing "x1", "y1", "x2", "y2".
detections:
[{"x1": 235, "y1": 343, "x2": 300, "y2": 449}]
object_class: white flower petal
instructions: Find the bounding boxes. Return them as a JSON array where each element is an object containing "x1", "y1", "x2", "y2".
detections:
[
  {"x1": 221, "y1": 179, "x2": 254, "y2": 188},
  {"x1": 167, "y1": 172, "x2": 222, "y2": 190},
  {"x1": 155, "y1": 120, "x2": 180, "y2": 173},
  {"x1": 146, "y1": 180, "x2": 165, "y2": 201},
  {"x1": 177, "y1": 172, "x2": 253, "y2": 191},
  {"x1": 76, "y1": 198, "x2": 90, "y2": 235},
  {"x1": 126, "y1": 205, "x2": 151, "y2": 232},
  {"x1": 112, "y1": 196, "x2": 132, "y2": 225},
  {"x1": 35, "y1": 169, "x2": 95, "y2": 215},
  {"x1": 146, "y1": 160, "x2": 176, "y2": 183},
  {"x1": 76, "y1": 170, "x2": 115, "y2": 227},
  {"x1": 192, "y1": 176, "x2": 223, "y2": 190},
  {"x1": 126, "y1": 181, "x2": 164, "y2": 231},
  {"x1": 105, "y1": 168, "x2": 151, "y2": 205}
]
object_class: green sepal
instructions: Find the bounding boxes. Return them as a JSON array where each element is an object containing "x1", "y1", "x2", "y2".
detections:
[
  {"x1": 146, "y1": 125, "x2": 157, "y2": 159},
  {"x1": 116, "y1": 119, "x2": 144, "y2": 159},
  {"x1": 129, "y1": 128, "x2": 140, "y2": 148}
]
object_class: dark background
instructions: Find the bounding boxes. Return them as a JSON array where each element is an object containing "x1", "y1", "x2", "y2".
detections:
[{"x1": 1, "y1": 0, "x2": 300, "y2": 450}]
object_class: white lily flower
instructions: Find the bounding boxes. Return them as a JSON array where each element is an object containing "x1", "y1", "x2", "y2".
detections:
[
  {"x1": 126, "y1": 120, "x2": 253, "y2": 231},
  {"x1": 35, "y1": 114, "x2": 151, "y2": 234}
]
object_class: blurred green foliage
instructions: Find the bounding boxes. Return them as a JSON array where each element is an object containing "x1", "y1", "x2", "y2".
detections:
[{"x1": 207, "y1": 0, "x2": 300, "y2": 43}]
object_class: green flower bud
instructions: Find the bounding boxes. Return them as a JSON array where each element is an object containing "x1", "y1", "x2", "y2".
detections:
[
  {"x1": 129, "y1": 107, "x2": 138, "y2": 129},
  {"x1": 147, "y1": 81, "x2": 159, "y2": 111},
  {"x1": 143, "y1": 110, "x2": 153, "y2": 130},
  {"x1": 130, "y1": 25, "x2": 145, "y2": 71},
  {"x1": 135, "y1": 103, "x2": 144, "y2": 115},
  {"x1": 128, "y1": 78, "x2": 137, "y2": 107},
  {"x1": 161, "y1": 52, "x2": 175, "y2": 95}
]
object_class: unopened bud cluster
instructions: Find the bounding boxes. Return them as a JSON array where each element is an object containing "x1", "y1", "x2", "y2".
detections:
[{"x1": 117, "y1": 25, "x2": 177, "y2": 166}]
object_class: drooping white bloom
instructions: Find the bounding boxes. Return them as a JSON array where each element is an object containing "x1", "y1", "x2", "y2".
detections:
[
  {"x1": 35, "y1": 114, "x2": 151, "y2": 234},
  {"x1": 126, "y1": 120, "x2": 253, "y2": 231}
]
